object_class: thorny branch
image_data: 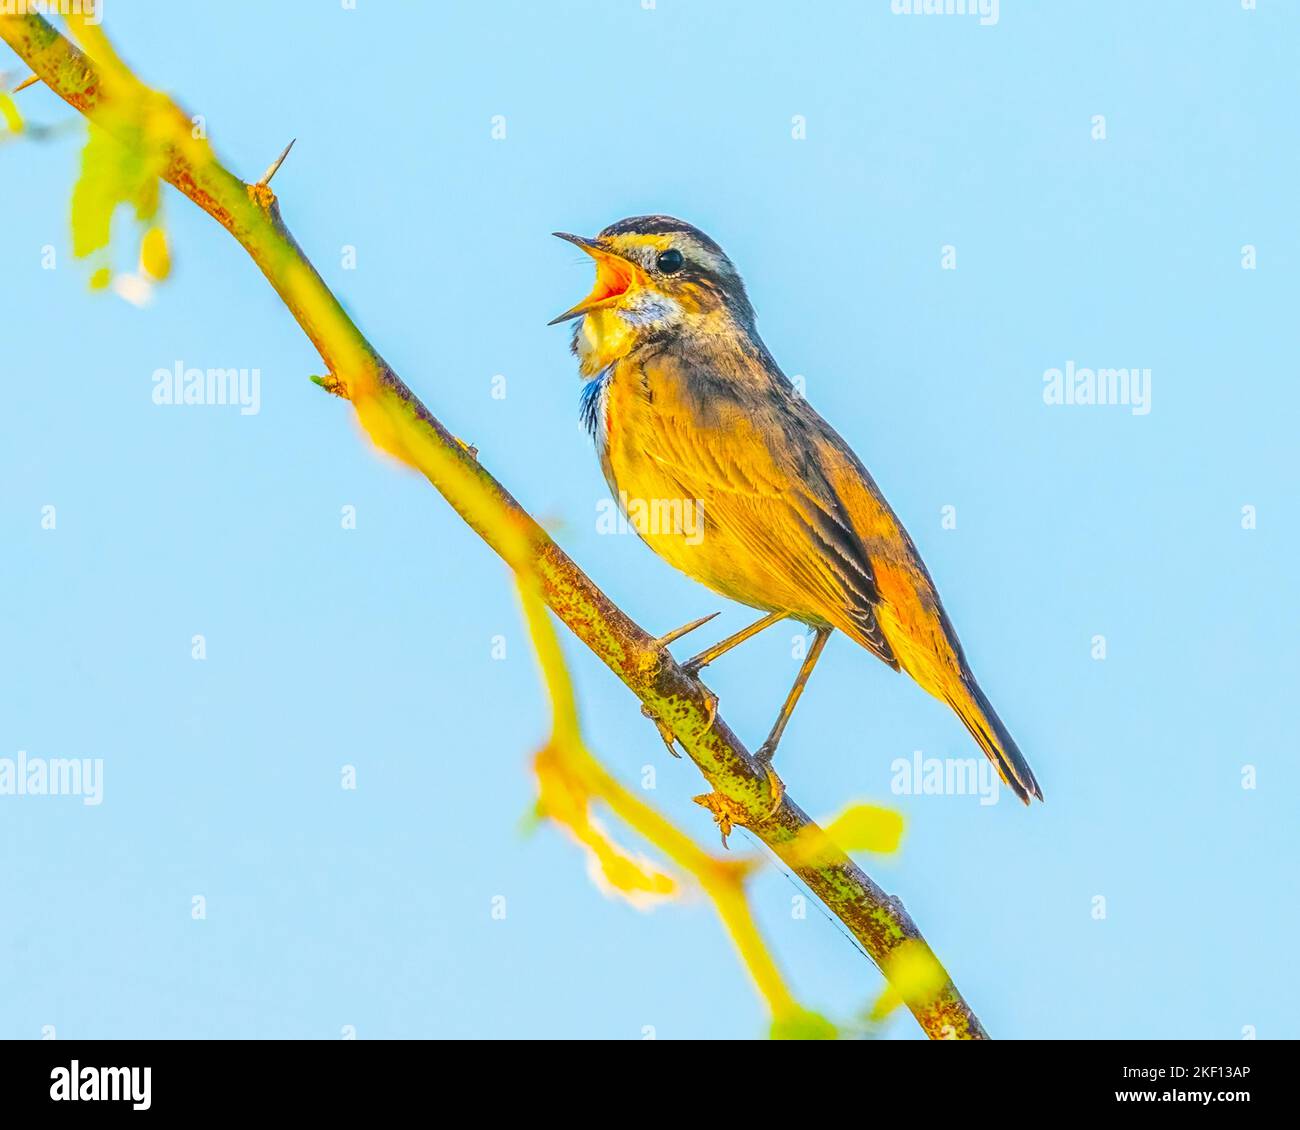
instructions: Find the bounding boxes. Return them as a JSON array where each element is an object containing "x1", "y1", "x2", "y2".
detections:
[{"x1": 0, "y1": 11, "x2": 988, "y2": 1039}]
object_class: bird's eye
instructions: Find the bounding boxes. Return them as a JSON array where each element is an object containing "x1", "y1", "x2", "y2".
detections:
[{"x1": 656, "y1": 249, "x2": 684, "y2": 274}]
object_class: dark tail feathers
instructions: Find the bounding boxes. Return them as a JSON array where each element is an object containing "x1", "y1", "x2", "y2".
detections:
[{"x1": 948, "y1": 678, "x2": 1043, "y2": 805}]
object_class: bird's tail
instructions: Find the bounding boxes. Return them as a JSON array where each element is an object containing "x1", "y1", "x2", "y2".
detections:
[{"x1": 945, "y1": 678, "x2": 1043, "y2": 805}]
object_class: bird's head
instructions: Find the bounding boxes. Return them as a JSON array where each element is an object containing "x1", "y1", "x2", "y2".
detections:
[{"x1": 549, "y1": 216, "x2": 753, "y2": 375}]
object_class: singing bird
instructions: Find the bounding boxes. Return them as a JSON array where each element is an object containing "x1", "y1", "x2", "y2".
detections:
[{"x1": 550, "y1": 216, "x2": 1042, "y2": 804}]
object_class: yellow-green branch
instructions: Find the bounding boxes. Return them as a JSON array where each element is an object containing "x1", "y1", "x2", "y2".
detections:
[
  {"x1": 517, "y1": 578, "x2": 825, "y2": 1032},
  {"x1": 0, "y1": 11, "x2": 987, "y2": 1040}
]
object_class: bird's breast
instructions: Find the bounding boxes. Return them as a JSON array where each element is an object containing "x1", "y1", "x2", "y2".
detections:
[{"x1": 598, "y1": 362, "x2": 656, "y2": 488}]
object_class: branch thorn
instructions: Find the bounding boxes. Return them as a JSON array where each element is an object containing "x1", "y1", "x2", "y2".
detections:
[
  {"x1": 257, "y1": 137, "x2": 296, "y2": 187},
  {"x1": 651, "y1": 610, "x2": 720, "y2": 651},
  {"x1": 13, "y1": 74, "x2": 40, "y2": 94}
]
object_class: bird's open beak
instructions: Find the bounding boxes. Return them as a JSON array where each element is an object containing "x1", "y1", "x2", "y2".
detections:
[{"x1": 548, "y1": 232, "x2": 644, "y2": 325}]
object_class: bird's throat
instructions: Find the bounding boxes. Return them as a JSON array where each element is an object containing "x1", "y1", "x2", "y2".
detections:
[{"x1": 575, "y1": 306, "x2": 641, "y2": 377}]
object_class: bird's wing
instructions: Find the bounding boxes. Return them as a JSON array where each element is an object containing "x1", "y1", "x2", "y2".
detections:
[
  {"x1": 631, "y1": 347, "x2": 1041, "y2": 802},
  {"x1": 636, "y1": 354, "x2": 898, "y2": 668}
]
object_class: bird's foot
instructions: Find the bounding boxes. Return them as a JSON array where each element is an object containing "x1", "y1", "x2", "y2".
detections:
[
  {"x1": 759, "y1": 761, "x2": 785, "y2": 817},
  {"x1": 681, "y1": 656, "x2": 706, "y2": 678},
  {"x1": 752, "y1": 741, "x2": 786, "y2": 816},
  {"x1": 640, "y1": 703, "x2": 682, "y2": 758},
  {"x1": 640, "y1": 675, "x2": 718, "y2": 759},
  {"x1": 698, "y1": 684, "x2": 719, "y2": 733}
]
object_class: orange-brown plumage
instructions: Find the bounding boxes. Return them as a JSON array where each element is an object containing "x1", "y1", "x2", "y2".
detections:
[{"x1": 553, "y1": 216, "x2": 1042, "y2": 803}]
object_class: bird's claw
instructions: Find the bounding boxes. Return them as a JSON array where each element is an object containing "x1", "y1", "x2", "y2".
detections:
[
  {"x1": 752, "y1": 740, "x2": 786, "y2": 815},
  {"x1": 641, "y1": 703, "x2": 682, "y2": 758},
  {"x1": 759, "y1": 760, "x2": 785, "y2": 817},
  {"x1": 698, "y1": 685, "x2": 719, "y2": 733}
]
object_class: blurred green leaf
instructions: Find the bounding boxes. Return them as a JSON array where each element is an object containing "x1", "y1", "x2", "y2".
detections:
[
  {"x1": 141, "y1": 224, "x2": 170, "y2": 279},
  {"x1": 70, "y1": 121, "x2": 165, "y2": 269},
  {"x1": 771, "y1": 1009, "x2": 838, "y2": 1041},
  {"x1": 823, "y1": 802, "x2": 905, "y2": 855},
  {"x1": 870, "y1": 941, "x2": 948, "y2": 1021}
]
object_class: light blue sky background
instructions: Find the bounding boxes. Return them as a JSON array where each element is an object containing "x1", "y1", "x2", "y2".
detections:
[{"x1": 2, "y1": 0, "x2": 1295, "y2": 1040}]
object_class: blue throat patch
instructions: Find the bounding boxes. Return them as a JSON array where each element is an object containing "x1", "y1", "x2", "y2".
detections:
[{"x1": 579, "y1": 370, "x2": 610, "y2": 440}]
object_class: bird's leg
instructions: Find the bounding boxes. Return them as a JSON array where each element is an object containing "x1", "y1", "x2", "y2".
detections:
[
  {"x1": 755, "y1": 628, "x2": 832, "y2": 765},
  {"x1": 647, "y1": 609, "x2": 786, "y2": 762},
  {"x1": 681, "y1": 611, "x2": 788, "y2": 676}
]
